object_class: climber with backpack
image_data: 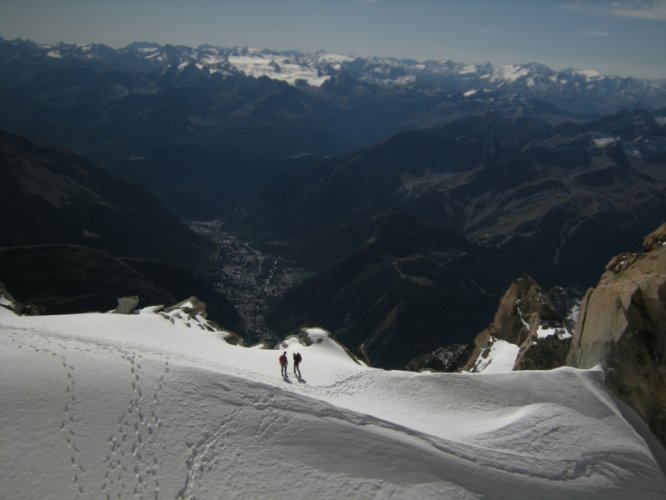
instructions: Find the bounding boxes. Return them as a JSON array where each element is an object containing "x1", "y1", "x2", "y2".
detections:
[
  {"x1": 279, "y1": 351, "x2": 288, "y2": 378},
  {"x1": 293, "y1": 352, "x2": 302, "y2": 380}
]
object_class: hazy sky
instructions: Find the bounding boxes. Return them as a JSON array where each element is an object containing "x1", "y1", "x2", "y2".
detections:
[{"x1": 1, "y1": 0, "x2": 665, "y2": 79}]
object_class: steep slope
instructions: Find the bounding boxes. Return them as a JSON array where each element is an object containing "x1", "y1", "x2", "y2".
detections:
[
  {"x1": 462, "y1": 276, "x2": 576, "y2": 374},
  {"x1": 267, "y1": 214, "x2": 524, "y2": 367},
  {"x1": 0, "y1": 245, "x2": 176, "y2": 314},
  {"x1": 0, "y1": 130, "x2": 244, "y2": 330},
  {"x1": 1, "y1": 304, "x2": 665, "y2": 499},
  {"x1": 567, "y1": 223, "x2": 666, "y2": 446},
  {"x1": 233, "y1": 110, "x2": 666, "y2": 288},
  {"x1": 0, "y1": 129, "x2": 204, "y2": 261}
]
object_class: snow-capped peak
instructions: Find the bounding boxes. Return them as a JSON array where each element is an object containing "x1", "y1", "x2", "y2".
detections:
[
  {"x1": 572, "y1": 69, "x2": 605, "y2": 81},
  {"x1": 15, "y1": 38, "x2": 665, "y2": 101}
]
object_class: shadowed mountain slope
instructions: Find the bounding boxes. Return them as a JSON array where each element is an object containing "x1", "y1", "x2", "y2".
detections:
[
  {"x1": 0, "y1": 130, "x2": 244, "y2": 332},
  {"x1": 267, "y1": 214, "x2": 524, "y2": 367},
  {"x1": 232, "y1": 111, "x2": 666, "y2": 288}
]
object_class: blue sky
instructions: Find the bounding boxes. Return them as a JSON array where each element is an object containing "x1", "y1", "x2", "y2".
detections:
[{"x1": 1, "y1": 0, "x2": 665, "y2": 79}]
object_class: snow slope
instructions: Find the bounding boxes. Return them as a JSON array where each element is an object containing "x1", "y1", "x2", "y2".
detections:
[{"x1": 1, "y1": 305, "x2": 664, "y2": 499}]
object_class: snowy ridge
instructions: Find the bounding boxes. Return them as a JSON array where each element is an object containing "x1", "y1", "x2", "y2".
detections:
[
  {"x1": 15, "y1": 39, "x2": 664, "y2": 96},
  {"x1": 1, "y1": 305, "x2": 664, "y2": 499}
]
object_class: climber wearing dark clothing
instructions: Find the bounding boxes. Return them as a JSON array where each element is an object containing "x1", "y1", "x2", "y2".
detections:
[
  {"x1": 293, "y1": 352, "x2": 302, "y2": 379},
  {"x1": 279, "y1": 351, "x2": 288, "y2": 378}
]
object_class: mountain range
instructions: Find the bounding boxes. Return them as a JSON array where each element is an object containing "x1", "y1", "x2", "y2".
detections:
[
  {"x1": 1, "y1": 35, "x2": 665, "y2": 495},
  {"x1": 235, "y1": 109, "x2": 666, "y2": 275},
  {"x1": 1, "y1": 37, "x2": 665, "y2": 220},
  {"x1": 1, "y1": 36, "x2": 665, "y2": 368},
  {"x1": 4, "y1": 38, "x2": 665, "y2": 110}
]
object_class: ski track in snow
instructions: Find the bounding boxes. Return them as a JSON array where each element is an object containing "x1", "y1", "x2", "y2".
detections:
[{"x1": 1, "y1": 311, "x2": 665, "y2": 499}]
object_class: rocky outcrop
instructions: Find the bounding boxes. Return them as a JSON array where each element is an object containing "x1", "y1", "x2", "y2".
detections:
[
  {"x1": 463, "y1": 276, "x2": 575, "y2": 372},
  {"x1": 0, "y1": 280, "x2": 43, "y2": 315},
  {"x1": 114, "y1": 296, "x2": 140, "y2": 315},
  {"x1": 164, "y1": 296, "x2": 208, "y2": 318},
  {"x1": 355, "y1": 343, "x2": 373, "y2": 367},
  {"x1": 405, "y1": 344, "x2": 473, "y2": 372},
  {"x1": 162, "y1": 296, "x2": 246, "y2": 347},
  {"x1": 567, "y1": 223, "x2": 666, "y2": 446},
  {"x1": 0, "y1": 281, "x2": 20, "y2": 313}
]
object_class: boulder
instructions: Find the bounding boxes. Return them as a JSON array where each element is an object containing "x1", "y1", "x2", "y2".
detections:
[
  {"x1": 114, "y1": 296, "x2": 140, "y2": 315},
  {"x1": 567, "y1": 223, "x2": 666, "y2": 446}
]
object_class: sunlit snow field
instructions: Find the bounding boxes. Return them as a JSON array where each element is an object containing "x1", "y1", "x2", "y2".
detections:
[{"x1": 1, "y1": 305, "x2": 664, "y2": 499}]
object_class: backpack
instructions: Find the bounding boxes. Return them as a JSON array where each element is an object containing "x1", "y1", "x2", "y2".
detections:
[{"x1": 294, "y1": 353, "x2": 302, "y2": 364}]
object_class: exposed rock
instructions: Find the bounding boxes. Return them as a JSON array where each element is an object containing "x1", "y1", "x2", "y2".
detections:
[
  {"x1": 165, "y1": 296, "x2": 208, "y2": 318},
  {"x1": 0, "y1": 280, "x2": 43, "y2": 315},
  {"x1": 404, "y1": 343, "x2": 473, "y2": 372},
  {"x1": 220, "y1": 330, "x2": 247, "y2": 347},
  {"x1": 567, "y1": 222, "x2": 666, "y2": 446},
  {"x1": 114, "y1": 296, "x2": 140, "y2": 315},
  {"x1": 463, "y1": 276, "x2": 573, "y2": 372},
  {"x1": 161, "y1": 296, "x2": 246, "y2": 346},
  {"x1": 355, "y1": 343, "x2": 372, "y2": 367},
  {"x1": 0, "y1": 281, "x2": 19, "y2": 312},
  {"x1": 515, "y1": 335, "x2": 571, "y2": 371}
]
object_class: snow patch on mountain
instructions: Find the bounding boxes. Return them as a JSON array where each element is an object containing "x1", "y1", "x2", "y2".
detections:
[
  {"x1": 593, "y1": 136, "x2": 620, "y2": 148},
  {"x1": 573, "y1": 69, "x2": 605, "y2": 81},
  {"x1": 459, "y1": 64, "x2": 480, "y2": 75},
  {"x1": 469, "y1": 337, "x2": 520, "y2": 373},
  {"x1": 399, "y1": 169, "x2": 457, "y2": 197},
  {"x1": 12, "y1": 38, "x2": 665, "y2": 106},
  {"x1": 492, "y1": 65, "x2": 532, "y2": 84},
  {"x1": 537, "y1": 325, "x2": 573, "y2": 340},
  {"x1": 228, "y1": 52, "x2": 330, "y2": 87}
]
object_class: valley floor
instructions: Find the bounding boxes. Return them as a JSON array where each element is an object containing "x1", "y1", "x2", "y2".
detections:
[{"x1": 1, "y1": 306, "x2": 664, "y2": 499}]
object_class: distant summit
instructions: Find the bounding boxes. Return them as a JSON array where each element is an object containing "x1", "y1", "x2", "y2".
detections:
[{"x1": 2, "y1": 37, "x2": 665, "y2": 114}]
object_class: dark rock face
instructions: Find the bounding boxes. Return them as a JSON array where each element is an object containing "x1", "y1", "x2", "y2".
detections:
[
  {"x1": 515, "y1": 335, "x2": 570, "y2": 371},
  {"x1": 0, "y1": 245, "x2": 177, "y2": 314},
  {"x1": 0, "y1": 129, "x2": 206, "y2": 264},
  {"x1": 0, "y1": 131, "x2": 246, "y2": 334},
  {"x1": 463, "y1": 276, "x2": 574, "y2": 372},
  {"x1": 233, "y1": 111, "x2": 666, "y2": 291},
  {"x1": 567, "y1": 223, "x2": 666, "y2": 446},
  {"x1": 0, "y1": 280, "x2": 43, "y2": 315},
  {"x1": 404, "y1": 343, "x2": 473, "y2": 372}
]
